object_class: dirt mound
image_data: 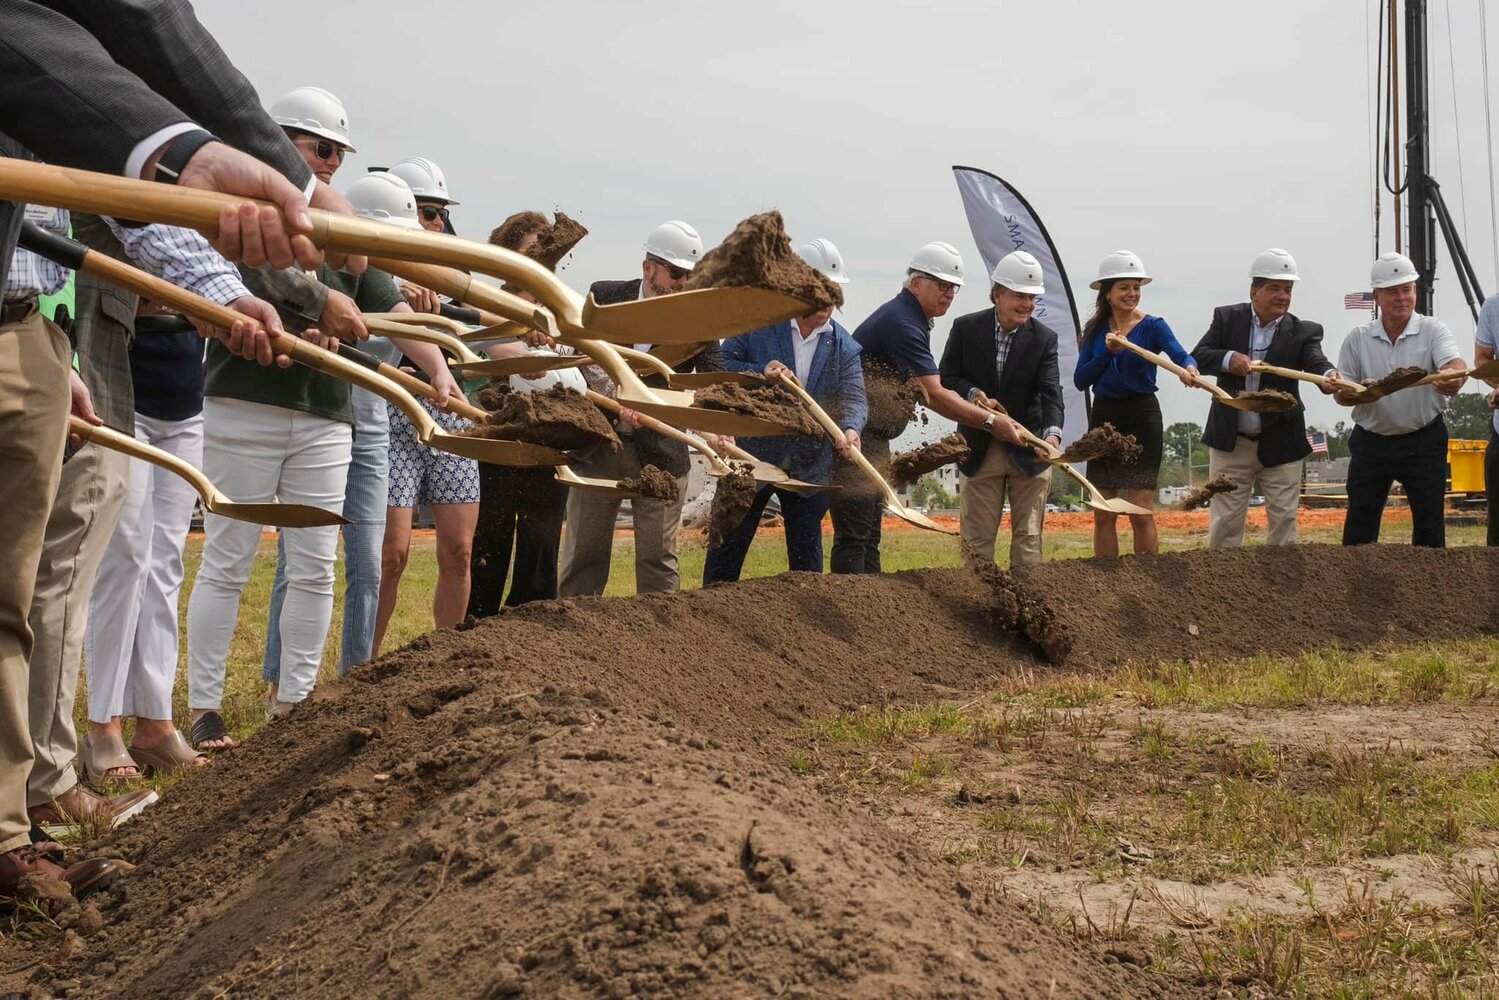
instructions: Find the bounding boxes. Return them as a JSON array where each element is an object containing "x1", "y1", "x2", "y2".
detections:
[
  {"x1": 618, "y1": 462, "x2": 679, "y2": 502},
  {"x1": 473, "y1": 384, "x2": 619, "y2": 451},
  {"x1": 1169, "y1": 474, "x2": 1238, "y2": 511},
  {"x1": 707, "y1": 461, "x2": 757, "y2": 546},
  {"x1": 683, "y1": 211, "x2": 842, "y2": 311},
  {"x1": 1014, "y1": 544, "x2": 1499, "y2": 667},
  {"x1": 692, "y1": 382, "x2": 822, "y2": 437},
  {"x1": 890, "y1": 433, "x2": 970, "y2": 488},
  {"x1": 1060, "y1": 423, "x2": 1140, "y2": 464}
]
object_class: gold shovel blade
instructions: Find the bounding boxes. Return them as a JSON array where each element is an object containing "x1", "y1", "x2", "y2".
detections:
[
  {"x1": 425, "y1": 432, "x2": 568, "y2": 467},
  {"x1": 205, "y1": 500, "x2": 349, "y2": 528},
  {"x1": 578, "y1": 286, "x2": 812, "y2": 345},
  {"x1": 1218, "y1": 394, "x2": 1297, "y2": 414},
  {"x1": 554, "y1": 465, "x2": 643, "y2": 498},
  {"x1": 886, "y1": 504, "x2": 956, "y2": 534},
  {"x1": 451, "y1": 355, "x2": 590, "y2": 379}
]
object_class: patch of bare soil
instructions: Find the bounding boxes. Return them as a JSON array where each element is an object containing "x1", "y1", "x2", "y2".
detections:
[
  {"x1": 472, "y1": 384, "x2": 619, "y2": 451},
  {"x1": 707, "y1": 462, "x2": 757, "y2": 546},
  {"x1": 1061, "y1": 423, "x2": 1141, "y2": 464},
  {"x1": 1169, "y1": 475, "x2": 1238, "y2": 511},
  {"x1": 618, "y1": 463, "x2": 679, "y2": 502},
  {"x1": 890, "y1": 434, "x2": 970, "y2": 488},
  {"x1": 1013, "y1": 544, "x2": 1499, "y2": 667},
  {"x1": 683, "y1": 210, "x2": 842, "y2": 311},
  {"x1": 692, "y1": 382, "x2": 822, "y2": 437}
]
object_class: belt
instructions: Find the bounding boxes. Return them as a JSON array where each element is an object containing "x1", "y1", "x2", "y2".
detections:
[{"x1": 0, "y1": 295, "x2": 38, "y2": 326}]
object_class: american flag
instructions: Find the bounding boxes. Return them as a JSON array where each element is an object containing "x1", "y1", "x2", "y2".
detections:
[
  {"x1": 1306, "y1": 431, "x2": 1329, "y2": 454},
  {"x1": 1344, "y1": 291, "x2": 1375, "y2": 310}
]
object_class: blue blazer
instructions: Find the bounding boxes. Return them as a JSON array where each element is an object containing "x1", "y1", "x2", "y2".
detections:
[{"x1": 721, "y1": 318, "x2": 868, "y2": 485}]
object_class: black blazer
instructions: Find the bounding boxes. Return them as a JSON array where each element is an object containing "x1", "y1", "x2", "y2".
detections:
[
  {"x1": 938, "y1": 309, "x2": 1064, "y2": 477},
  {"x1": 588, "y1": 278, "x2": 724, "y2": 477},
  {"x1": 1191, "y1": 303, "x2": 1332, "y2": 467}
]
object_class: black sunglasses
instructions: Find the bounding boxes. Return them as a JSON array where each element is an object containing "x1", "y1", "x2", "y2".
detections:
[
  {"x1": 419, "y1": 204, "x2": 451, "y2": 224},
  {"x1": 293, "y1": 133, "x2": 345, "y2": 163},
  {"x1": 648, "y1": 255, "x2": 690, "y2": 281}
]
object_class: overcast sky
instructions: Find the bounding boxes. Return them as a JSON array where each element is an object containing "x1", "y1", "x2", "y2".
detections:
[{"x1": 201, "y1": 0, "x2": 1499, "y2": 438}]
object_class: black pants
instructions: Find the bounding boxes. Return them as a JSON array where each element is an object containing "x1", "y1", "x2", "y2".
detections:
[
  {"x1": 1342, "y1": 417, "x2": 1448, "y2": 548},
  {"x1": 828, "y1": 437, "x2": 888, "y2": 574},
  {"x1": 1488, "y1": 429, "x2": 1499, "y2": 547},
  {"x1": 467, "y1": 464, "x2": 568, "y2": 616},
  {"x1": 704, "y1": 486, "x2": 830, "y2": 584}
]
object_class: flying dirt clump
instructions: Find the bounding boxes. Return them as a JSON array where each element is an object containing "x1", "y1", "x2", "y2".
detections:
[
  {"x1": 683, "y1": 210, "x2": 842, "y2": 311},
  {"x1": 861, "y1": 359, "x2": 921, "y2": 439},
  {"x1": 890, "y1": 434, "x2": 970, "y2": 488},
  {"x1": 618, "y1": 463, "x2": 680, "y2": 502},
  {"x1": 707, "y1": 461, "x2": 759, "y2": 546},
  {"x1": 969, "y1": 557, "x2": 1073, "y2": 663},
  {"x1": 470, "y1": 383, "x2": 619, "y2": 451},
  {"x1": 1170, "y1": 474, "x2": 1239, "y2": 511},
  {"x1": 692, "y1": 382, "x2": 823, "y2": 437},
  {"x1": 1059, "y1": 423, "x2": 1141, "y2": 464}
]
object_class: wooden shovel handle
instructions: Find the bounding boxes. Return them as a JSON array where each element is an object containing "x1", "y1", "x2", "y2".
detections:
[
  {"x1": 69, "y1": 416, "x2": 218, "y2": 507},
  {"x1": 1106, "y1": 333, "x2": 1225, "y2": 398},
  {"x1": 363, "y1": 317, "x2": 481, "y2": 363},
  {"x1": 1249, "y1": 360, "x2": 1365, "y2": 394},
  {"x1": 332, "y1": 342, "x2": 488, "y2": 423},
  {"x1": 586, "y1": 390, "x2": 730, "y2": 473},
  {"x1": 781, "y1": 373, "x2": 898, "y2": 505}
]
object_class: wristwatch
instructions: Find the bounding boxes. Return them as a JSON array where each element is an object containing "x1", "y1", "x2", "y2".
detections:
[
  {"x1": 983, "y1": 413, "x2": 997, "y2": 432},
  {"x1": 152, "y1": 129, "x2": 219, "y2": 185}
]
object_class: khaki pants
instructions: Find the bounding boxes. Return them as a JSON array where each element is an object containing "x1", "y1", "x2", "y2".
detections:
[
  {"x1": 559, "y1": 440, "x2": 687, "y2": 597},
  {"x1": 1207, "y1": 435, "x2": 1303, "y2": 548},
  {"x1": 0, "y1": 310, "x2": 70, "y2": 851},
  {"x1": 959, "y1": 445, "x2": 1052, "y2": 568},
  {"x1": 27, "y1": 441, "x2": 130, "y2": 806}
]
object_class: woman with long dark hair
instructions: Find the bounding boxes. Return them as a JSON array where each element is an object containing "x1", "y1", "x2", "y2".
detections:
[{"x1": 1073, "y1": 250, "x2": 1198, "y2": 556}]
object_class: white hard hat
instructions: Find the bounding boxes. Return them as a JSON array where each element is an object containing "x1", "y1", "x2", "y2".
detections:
[
  {"x1": 1248, "y1": 248, "x2": 1299, "y2": 282},
  {"x1": 796, "y1": 238, "x2": 849, "y2": 285},
  {"x1": 387, "y1": 156, "x2": 458, "y2": 205},
  {"x1": 1370, "y1": 251, "x2": 1419, "y2": 289},
  {"x1": 1089, "y1": 249, "x2": 1152, "y2": 289},
  {"x1": 643, "y1": 220, "x2": 703, "y2": 271},
  {"x1": 269, "y1": 86, "x2": 356, "y2": 152},
  {"x1": 509, "y1": 354, "x2": 588, "y2": 394},
  {"x1": 991, "y1": 250, "x2": 1045, "y2": 295},
  {"x1": 345, "y1": 173, "x2": 420, "y2": 229},
  {"x1": 907, "y1": 241, "x2": 965, "y2": 286}
]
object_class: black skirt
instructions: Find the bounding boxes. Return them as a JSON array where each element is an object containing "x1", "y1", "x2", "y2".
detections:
[{"x1": 1085, "y1": 393, "x2": 1163, "y2": 492}]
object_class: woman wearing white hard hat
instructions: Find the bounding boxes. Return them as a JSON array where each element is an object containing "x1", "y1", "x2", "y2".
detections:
[
  {"x1": 386, "y1": 156, "x2": 459, "y2": 312},
  {"x1": 1073, "y1": 250, "x2": 1199, "y2": 556},
  {"x1": 467, "y1": 211, "x2": 590, "y2": 615}
]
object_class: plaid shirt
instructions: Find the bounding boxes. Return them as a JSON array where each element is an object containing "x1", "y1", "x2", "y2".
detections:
[
  {"x1": 3, "y1": 206, "x2": 69, "y2": 299},
  {"x1": 105, "y1": 219, "x2": 249, "y2": 305},
  {"x1": 994, "y1": 314, "x2": 1017, "y2": 381}
]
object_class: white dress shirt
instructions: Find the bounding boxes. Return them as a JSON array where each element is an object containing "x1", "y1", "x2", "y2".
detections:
[{"x1": 791, "y1": 317, "x2": 830, "y2": 384}]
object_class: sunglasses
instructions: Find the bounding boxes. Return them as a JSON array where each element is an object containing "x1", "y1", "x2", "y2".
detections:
[
  {"x1": 294, "y1": 134, "x2": 346, "y2": 163},
  {"x1": 921, "y1": 274, "x2": 959, "y2": 296},
  {"x1": 419, "y1": 204, "x2": 451, "y2": 224},
  {"x1": 648, "y1": 255, "x2": 690, "y2": 281}
]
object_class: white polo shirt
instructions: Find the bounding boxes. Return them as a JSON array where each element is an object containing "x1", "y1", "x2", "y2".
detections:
[{"x1": 1336, "y1": 312, "x2": 1460, "y2": 436}]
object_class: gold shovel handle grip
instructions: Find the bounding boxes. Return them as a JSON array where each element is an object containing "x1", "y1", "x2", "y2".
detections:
[{"x1": 1107, "y1": 333, "x2": 1227, "y2": 398}]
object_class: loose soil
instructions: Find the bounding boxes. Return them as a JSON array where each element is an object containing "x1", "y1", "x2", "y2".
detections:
[
  {"x1": 13, "y1": 546, "x2": 1499, "y2": 998},
  {"x1": 890, "y1": 433, "x2": 970, "y2": 488},
  {"x1": 1231, "y1": 387, "x2": 1297, "y2": 411},
  {"x1": 525, "y1": 210, "x2": 588, "y2": 271},
  {"x1": 683, "y1": 211, "x2": 842, "y2": 311},
  {"x1": 472, "y1": 384, "x2": 619, "y2": 451},
  {"x1": 617, "y1": 463, "x2": 680, "y2": 503},
  {"x1": 707, "y1": 462, "x2": 758, "y2": 547},
  {"x1": 1365, "y1": 365, "x2": 1430, "y2": 396},
  {"x1": 1059, "y1": 423, "x2": 1141, "y2": 464},
  {"x1": 692, "y1": 382, "x2": 823, "y2": 437},
  {"x1": 1169, "y1": 474, "x2": 1238, "y2": 511},
  {"x1": 861, "y1": 360, "x2": 920, "y2": 440}
]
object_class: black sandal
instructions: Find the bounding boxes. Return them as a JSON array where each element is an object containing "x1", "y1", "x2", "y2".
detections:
[{"x1": 190, "y1": 711, "x2": 235, "y2": 752}]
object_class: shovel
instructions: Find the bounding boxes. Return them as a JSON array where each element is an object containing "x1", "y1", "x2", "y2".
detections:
[
  {"x1": 978, "y1": 402, "x2": 1150, "y2": 516},
  {"x1": 1248, "y1": 360, "x2": 1371, "y2": 397},
  {"x1": 1107, "y1": 334, "x2": 1295, "y2": 413},
  {"x1": 553, "y1": 464, "x2": 644, "y2": 498},
  {"x1": 362, "y1": 317, "x2": 482, "y2": 364},
  {"x1": 611, "y1": 346, "x2": 769, "y2": 390},
  {"x1": 1412, "y1": 359, "x2": 1499, "y2": 386},
  {"x1": 17, "y1": 223, "x2": 565, "y2": 469},
  {"x1": 778, "y1": 373, "x2": 953, "y2": 534},
  {"x1": 0, "y1": 161, "x2": 810, "y2": 343},
  {"x1": 69, "y1": 417, "x2": 347, "y2": 528}
]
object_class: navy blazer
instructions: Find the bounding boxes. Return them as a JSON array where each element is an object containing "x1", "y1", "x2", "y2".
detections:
[
  {"x1": 1191, "y1": 303, "x2": 1331, "y2": 467},
  {"x1": 939, "y1": 309, "x2": 1064, "y2": 477},
  {"x1": 721, "y1": 319, "x2": 867, "y2": 485}
]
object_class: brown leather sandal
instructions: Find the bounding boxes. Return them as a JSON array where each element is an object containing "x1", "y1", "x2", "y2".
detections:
[
  {"x1": 128, "y1": 728, "x2": 208, "y2": 776},
  {"x1": 82, "y1": 730, "x2": 142, "y2": 784}
]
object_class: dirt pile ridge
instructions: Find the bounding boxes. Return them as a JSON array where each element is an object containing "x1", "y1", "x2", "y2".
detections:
[{"x1": 16, "y1": 547, "x2": 1499, "y2": 997}]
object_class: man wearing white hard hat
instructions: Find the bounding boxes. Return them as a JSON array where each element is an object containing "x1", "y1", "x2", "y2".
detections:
[
  {"x1": 1334, "y1": 252, "x2": 1468, "y2": 547},
  {"x1": 829, "y1": 242, "x2": 1025, "y2": 574},
  {"x1": 560, "y1": 220, "x2": 725, "y2": 597},
  {"x1": 938, "y1": 251, "x2": 1064, "y2": 568},
  {"x1": 1191, "y1": 249, "x2": 1339, "y2": 548},
  {"x1": 705, "y1": 239, "x2": 868, "y2": 581}
]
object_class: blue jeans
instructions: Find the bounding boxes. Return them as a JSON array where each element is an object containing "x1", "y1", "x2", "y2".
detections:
[
  {"x1": 264, "y1": 396, "x2": 388, "y2": 682},
  {"x1": 703, "y1": 485, "x2": 830, "y2": 584}
]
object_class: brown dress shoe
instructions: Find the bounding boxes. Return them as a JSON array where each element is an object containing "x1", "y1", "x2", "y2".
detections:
[
  {"x1": 0, "y1": 845, "x2": 133, "y2": 901},
  {"x1": 0, "y1": 844, "x2": 67, "y2": 897},
  {"x1": 29, "y1": 783, "x2": 160, "y2": 838}
]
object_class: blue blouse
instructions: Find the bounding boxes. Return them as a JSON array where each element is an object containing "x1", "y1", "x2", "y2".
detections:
[{"x1": 1073, "y1": 315, "x2": 1195, "y2": 399}]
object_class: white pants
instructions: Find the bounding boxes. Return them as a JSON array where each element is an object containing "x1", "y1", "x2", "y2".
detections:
[
  {"x1": 1207, "y1": 435, "x2": 1303, "y2": 548},
  {"x1": 86, "y1": 413, "x2": 203, "y2": 723},
  {"x1": 187, "y1": 398, "x2": 350, "y2": 708}
]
